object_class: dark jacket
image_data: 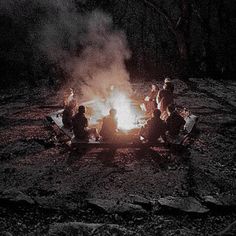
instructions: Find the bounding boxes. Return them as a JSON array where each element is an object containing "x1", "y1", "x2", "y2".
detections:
[
  {"x1": 145, "y1": 117, "x2": 166, "y2": 142},
  {"x1": 72, "y1": 113, "x2": 88, "y2": 139},
  {"x1": 100, "y1": 115, "x2": 118, "y2": 140},
  {"x1": 157, "y1": 89, "x2": 174, "y2": 113},
  {"x1": 166, "y1": 111, "x2": 185, "y2": 136},
  {"x1": 165, "y1": 82, "x2": 174, "y2": 93},
  {"x1": 62, "y1": 106, "x2": 74, "y2": 129}
]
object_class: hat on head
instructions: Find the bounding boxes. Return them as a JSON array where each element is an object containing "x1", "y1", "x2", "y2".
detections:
[{"x1": 164, "y1": 77, "x2": 171, "y2": 83}]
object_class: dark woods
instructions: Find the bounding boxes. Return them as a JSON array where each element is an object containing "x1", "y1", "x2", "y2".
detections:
[{"x1": 0, "y1": 0, "x2": 235, "y2": 88}]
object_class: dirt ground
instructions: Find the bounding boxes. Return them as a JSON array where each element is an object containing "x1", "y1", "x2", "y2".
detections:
[{"x1": 0, "y1": 78, "x2": 235, "y2": 236}]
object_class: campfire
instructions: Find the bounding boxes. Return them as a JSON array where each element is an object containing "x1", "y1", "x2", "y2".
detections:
[{"x1": 81, "y1": 87, "x2": 145, "y2": 131}]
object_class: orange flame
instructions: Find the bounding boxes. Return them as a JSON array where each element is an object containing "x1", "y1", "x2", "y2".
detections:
[{"x1": 86, "y1": 88, "x2": 140, "y2": 130}]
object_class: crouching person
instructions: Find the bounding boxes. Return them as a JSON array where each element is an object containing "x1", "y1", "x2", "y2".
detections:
[
  {"x1": 166, "y1": 105, "x2": 185, "y2": 137},
  {"x1": 100, "y1": 108, "x2": 118, "y2": 141},
  {"x1": 140, "y1": 109, "x2": 167, "y2": 143},
  {"x1": 72, "y1": 105, "x2": 99, "y2": 141}
]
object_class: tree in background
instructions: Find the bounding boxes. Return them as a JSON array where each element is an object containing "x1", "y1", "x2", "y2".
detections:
[{"x1": 0, "y1": 0, "x2": 235, "y2": 87}]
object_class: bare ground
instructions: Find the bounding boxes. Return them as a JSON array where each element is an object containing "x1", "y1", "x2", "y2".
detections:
[{"x1": 0, "y1": 78, "x2": 235, "y2": 235}]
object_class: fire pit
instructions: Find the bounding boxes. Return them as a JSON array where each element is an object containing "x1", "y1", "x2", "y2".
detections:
[
  {"x1": 50, "y1": 83, "x2": 198, "y2": 148},
  {"x1": 81, "y1": 88, "x2": 147, "y2": 135}
]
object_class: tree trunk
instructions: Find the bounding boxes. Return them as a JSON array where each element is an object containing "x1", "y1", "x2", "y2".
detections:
[
  {"x1": 140, "y1": 0, "x2": 191, "y2": 78},
  {"x1": 176, "y1": 0, "x2": 191, "y2": 78},
  {"x1": 176, "y1": 32, "x2": 189, "y2": 76}
]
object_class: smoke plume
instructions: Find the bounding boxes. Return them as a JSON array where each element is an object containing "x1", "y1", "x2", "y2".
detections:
[
  {"x1": 70, "y1": 10, "x2": 132, "y2": 100},
  {"x1": 39, "y1": 4, "x2": 133, "y2": 99},
  {"x1": 0, "y1": 0, "x2": 132, "y2": 98}
]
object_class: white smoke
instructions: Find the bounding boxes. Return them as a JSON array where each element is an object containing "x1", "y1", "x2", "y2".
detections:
[
  {"x1": 1, "y1": 0, "x2": 132, "y2": 99},
  {"x1": 38, "y1": 3, "x2": 133, "y2": 99},
  {"x1": 70, "y1": 10, "x2": 132, "y2": 100}
]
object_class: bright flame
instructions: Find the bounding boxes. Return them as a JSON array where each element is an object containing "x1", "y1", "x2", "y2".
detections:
[
  {"x1": 111, "y1": 92, "x2": 137, "y2": 130},
  {"x1": 87, "y1": 88, "x2": 139, "y2": 130}
]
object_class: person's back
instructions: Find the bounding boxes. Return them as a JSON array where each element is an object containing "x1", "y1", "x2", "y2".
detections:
[
  {"x1": 100, "y1": 109, "x2": 118, "y2": 141},
  {"x1": 62, "y1": 106, "x2": 74, "y2": 129},
  {"x1": 165, "y1": 80, "x2": 174, "y2": 94},
  {"x1": 146, "y1": 85, "x2": 158, "y2": 114},
  {"x1": 62, "y1": 98, "x2": 77, "y2": 129},
  {"x1": 157, "y1": 78, "x2": 174, "y2": 114},
  {"x1": 166, "y1": 106, "x2": 185, "y2": 136},
  {"x1": 72, "y1": 107, "x2": 88, "y2": 140},
  {"x1": 158, "y1": 89, "x2": 174, "y2": 114},
  {"x1": 147, "y1": 116, "x2": 166, "y2": 142},
  {"x1": 149, "y1": 84, "x2": 159, "y2": 102},
  {"x1": 140, "y1": 109, "x2": 166, "y2": 142}
]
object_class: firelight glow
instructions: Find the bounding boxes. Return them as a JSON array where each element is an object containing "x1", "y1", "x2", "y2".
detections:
[
  {"x1": 88, "y1": 89, "x2": 138, "y2": 130},
  {"x1": 111, "y1": 92, "x2": 137, "y2": 130}
]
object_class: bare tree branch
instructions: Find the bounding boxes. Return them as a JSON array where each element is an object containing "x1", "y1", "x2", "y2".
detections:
[{"x1": 138, "y1": 0, "x2": 177, "y2": 36}]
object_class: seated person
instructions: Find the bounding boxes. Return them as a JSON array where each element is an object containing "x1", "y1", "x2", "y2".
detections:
[
  {"x1": 140, "y1": 109, "x2": 167, "y2": 143},
  {"x1": 144, "y1": 84, "x2": 159, "y2": 115},
  {"x1": 100, "y1": 108, "x2": 118, "y2": 141},
  {"x1": 63, "y1": 88, "x2": 74, "y2": 107},
  {"x1": 72, "y1": 105, "x2": 99, "y2": 141},
  {"x1": 157, "y1": 78, "x2": 174, "y2": 119},
  {"x1": 164, "y1": 77, "x2": 174, "y2": 93},
  {"x1": 166, "y1": 105, "x2": 186, "y2": 137},
  {"x1": 62, "y1": 99, "x2": 77, "y2": 129}
]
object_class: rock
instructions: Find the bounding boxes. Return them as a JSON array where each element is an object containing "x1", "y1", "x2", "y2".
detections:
[
  {"x1": 49, "y1": 222, "x2": 101, "y2": 235},
  {"x1": 115, "y1": 202, "x2": 146, "y2": 215},
  {"x1": 202, "y1": 193, "x2": 236, "y2": 210},
  {"x1": 218, "y1": 194, "x2": 236, "y2": 209},
  {"x1": 158, "y1": 196, "x2": 209, "y2": 214},
  {"x1": 163, "y1": 228, "x2": 197, "y2": 236},
  {"x1": 92, "y1": 224, "x2": 137, "y2": 236},
  {"x1": 49, "y1": 222, "x2": 136, "y2": 236},
  {"x1": 0, "y1": 232, "x2": 13, "y2": 236},
  {"x1": 0, "y1": 189, "x2": 34, "y2": 205},
  {"x1": 203, "y1": 196, "x2": 224, "y2": 207},
  {"x1": 129, "y1": 194, "x2": 153, "y2": 209},
  {"x1": 34, "y1": 196, "x2": 61, "y2": 210},
  {"x1": 86, "y1": 199, "x2": 116, "y2": 212},
  {"x1": 86, "y1": 199, "x2": 146, "y2": 214},
  {"x1": 64, "y1": 202, "x2": 78, "y2": 211},
  {"x1": 213, "y1": 220, "x2": 236, "y2": 236}
]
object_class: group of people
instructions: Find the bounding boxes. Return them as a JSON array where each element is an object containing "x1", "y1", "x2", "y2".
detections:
[
  {"x1": 62, "y1": 78, "x2": 186, "y2": 143},
  {"x1": 141, "y1": 78, "x2": 185, "y2": 142},
  {"x1": 62, "y1": 96, "x2": 119, "y2": 141},
  {"x1": 144, "y1": 78, "x2": 174, "y2": 119},
  {"x1": 140, "y1": 104, "x2": 185, "y2": 143}
]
